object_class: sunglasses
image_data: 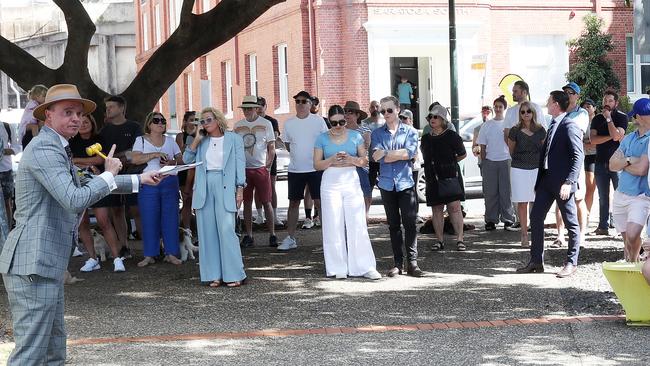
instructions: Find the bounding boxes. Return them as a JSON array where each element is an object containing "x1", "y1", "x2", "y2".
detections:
[
  {"x1": 199, "y1": 117, "x2": 215, "y2": 125},
  {"x1": 295, "y1": 99, "x2": 310, "y2": 105},
  {"x1": 520, "y1": 109, "x2": 533, "y2": 115},
  {"x1": 399, "y1": 115, "x2": 408, "y2": 120},
  {"x1": 425, "y1": 114, "x2": 433, "y2": 120},
  {"x1": 344, "y1": 110, "x2": 357, "y2": 115},
  {"x1": 151, "y1": 117, "x2": 166, "y2": 125},
  {"x1": 379, "y1": 108, "x2": 394, "y2": 115},
  {"x1": 565, "y1": 90, "x2": 576, "y2": 95},
  {"x1": 330, "y1": 119, "x2": 347, "y2": 127}
]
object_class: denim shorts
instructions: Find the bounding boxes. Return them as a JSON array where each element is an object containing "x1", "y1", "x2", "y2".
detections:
[{"x1": 356, "y1": 167, "x2": 372, "y2": 198}]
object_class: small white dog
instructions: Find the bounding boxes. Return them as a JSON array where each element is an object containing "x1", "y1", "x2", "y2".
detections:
[
  {"x1": 179, "y1": 227, "x2": 198, "y2": 261},
  {"x1": 91, "y1": 229, "x2": 108, "y2": 262}
]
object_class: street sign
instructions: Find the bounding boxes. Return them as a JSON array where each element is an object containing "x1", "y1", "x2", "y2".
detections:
[{"x1": 471, "y1": 54, "x2": 487, "y2": 70}]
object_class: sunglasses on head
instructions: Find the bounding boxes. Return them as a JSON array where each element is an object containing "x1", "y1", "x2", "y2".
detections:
[
  {"x1": 379, "y1": 108, "x2": 394, "y2": 115},
  {"x1": 295, "y1": 99, "x2": 309, "y2": 105},
  {"x1": 151, "y1": 117, "x2": 166, "y2": 125},
  {"x1": 330, "y1": 119, "x2": 347, "y2": 127},
  {"x1": 199, "y1": 117, "x2": 214, "y2": 125},
  {"x1": 520, "y1": 109, "x2": 533, "y2": 115}
]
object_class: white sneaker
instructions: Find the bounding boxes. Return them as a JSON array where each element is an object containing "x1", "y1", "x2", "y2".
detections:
[
  {"x1": 313, "y1": 216, "x2": 321, "y2": 227},
  {"x1": 72, "y1": 247, "x2": 84, "y2": 257},
  {"x1": 363, "y1": 270, "x2": 382, "y2": 280},
  {"x1": 80, "y1": 257, "x2": 100, "y2": 272},
  {"x1": 253, "y1": 213, "x2": 265, "y2": 225},
  {"x1": 301, "y1": 218, "x2": 314, "y2": 229},
  {"x1": 335, "y1": 273, "x2": 347, "y2": 279},
  {"x1": 278, "y1": 236, "x2": 297, "y2": 251},
  {"x1": 113, "y1": 257, "x2": 126, "y2": 272}
]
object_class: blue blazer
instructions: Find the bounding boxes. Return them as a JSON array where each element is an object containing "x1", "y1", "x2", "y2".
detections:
[
  {"x1": 535, "y1": 116, "x2": 584, "y2": 193},
  {"x1": 183, "y1": 131, "x2": 245, "y2": 212}
]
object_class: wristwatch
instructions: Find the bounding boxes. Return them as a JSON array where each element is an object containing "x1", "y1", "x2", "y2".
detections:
[{"x1": 606, "y1": 118, "x2": 613, "y2": 123}]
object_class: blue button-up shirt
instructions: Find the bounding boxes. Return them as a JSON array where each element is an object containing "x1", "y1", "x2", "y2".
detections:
[
  {"x1": 617, "y1": 129, "x2": 650, "y2": 196},
  {"x1": 370, "y1": 122, "x2": 419, "y2": 192}
]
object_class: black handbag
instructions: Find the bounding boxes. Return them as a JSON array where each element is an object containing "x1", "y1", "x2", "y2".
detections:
[
  {"x1": 123, "y1": 137, "x2": 147, "y2": 174},
  {"x1": 432, "y1": 161, "x2": 462, "y2": 198}
]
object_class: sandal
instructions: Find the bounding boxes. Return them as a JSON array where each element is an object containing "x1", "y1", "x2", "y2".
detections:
[
  {"x1": 137, "y1": 257, "x2": 155, "y2": 267},
  {"x1": 226, "y1": 278, "x2": 247, "y2": 288},
  {"x1": 550, "y1": 239, "x2": 564, "y2": 249},
  {"x1": 209, "y1": 280, "x2": 222, "y2": 288},
  {"x1": 456, "y1": 241, "x2": 466, "y2": 251},
  {"x1": 164, "y1": 255, "x2": 182, "y2": 265},
  {"x1": 431, "y1": 241, "x2": 444, "y2": 251}
]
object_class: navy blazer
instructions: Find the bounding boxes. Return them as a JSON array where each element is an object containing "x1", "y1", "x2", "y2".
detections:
[{"x1": 535, "y1": 116, "x2": 584, "y2": 194}]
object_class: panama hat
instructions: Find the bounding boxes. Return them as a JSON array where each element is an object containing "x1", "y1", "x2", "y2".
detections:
[
  {"x1": 342, "y1": 101, "x2": 368, "y2": 120},
  {"x1": 239, "y1": 95, "x2": 261, "y2": 108},
  {"x1": 32, "y1": 84, "x2": 96, "y2": 121}
]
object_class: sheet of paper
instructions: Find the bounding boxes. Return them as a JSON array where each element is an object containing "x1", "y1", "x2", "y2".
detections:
[{"x1": 159, "y1": 162, "x2": 203, "y2": 176}]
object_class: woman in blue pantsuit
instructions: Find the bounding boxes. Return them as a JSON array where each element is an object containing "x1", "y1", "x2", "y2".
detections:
[{"x1": 183, "y1": 107, "x2": 247, "y2": 287}]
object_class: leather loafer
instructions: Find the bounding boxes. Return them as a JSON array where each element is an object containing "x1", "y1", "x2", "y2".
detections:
[
  {"x1": 556, "y1": 263, "x2": 577, "y2": 278},
  {"x1": 407, "y1": 266, "x2": 424, "y2": 277},
  {"x1": 386, "y1": 267, "x2": 402, "y2": 277},
  {"x1": 516, "y1": 262, "x2": 545, "y2": 273}
]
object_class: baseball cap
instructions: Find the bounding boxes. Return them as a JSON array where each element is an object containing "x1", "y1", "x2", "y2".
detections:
[
  {"x1": 563, "y1": 82, "x2": 581, "y2": 95},
  {"x1": 628, "y1": 98, "x2": 650, "y2": 118},
  {"x1": 399, "y1": 109, "x2": 413, "y2": 120},
  {"x1": 580, "y1": 98, "x2": 595, "y2": 107},
  {"x1": 293, "y1": 90, "x2": 312, "y2": 100}
]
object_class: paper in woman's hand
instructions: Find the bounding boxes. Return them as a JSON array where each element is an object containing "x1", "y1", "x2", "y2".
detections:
[{"x1": 158, "y1": 162, "x2": 203, "y2": 176}]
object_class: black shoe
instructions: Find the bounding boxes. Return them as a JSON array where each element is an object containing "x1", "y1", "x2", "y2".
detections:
[
  {"x1": 485, "y1": 222, "x2": 496, "y2": 231},
  {"x1": 511, "y1": 222, "x2": 521, "y2": 229},
  {"x1": 241, "y1": 235, "x2": 255, "y2": 248},
  {"x1": 590, "y1": 228, "x2": 609, "y2": 236},
  {"x1": 119, "y1": 246, "x2": 132, "y2": 259},
  {"x1": 386, "y1": 267, "x2": 402, "y2": 277},
  {"x1": 504, "y1": 222, "x2": 519, "y2": 232},
  {"x1": 516, "y1": 262, "x2": 545, "y2": 273},
  {"x1": 268, "y1": 235, "x2": 278, "y2": 248},
  {"x1": 407, "y1": 266, "x2": 424, "y2": 277}
]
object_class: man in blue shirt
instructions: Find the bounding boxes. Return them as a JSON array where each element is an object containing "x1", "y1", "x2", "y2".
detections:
[
  {"x1": 396, "y1": 77, "x2": 414, "y2": 113},
  {"x1": 371, "y1": 95, "x2": 421, "y2": 277},
  {"x1": 609, "y1": 98, "x2": 650, "y2": 262}
]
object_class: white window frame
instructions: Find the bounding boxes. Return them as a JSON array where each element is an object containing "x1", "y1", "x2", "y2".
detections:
[
  {"x1": 274, "y1": 44, "x2": 289, "y2": 114},
  {"x1": 225, "y1": 60, "x2": 234, "y2": 118},
  {"x1": 248, "y1": 53, "x2": 258, "y2": 97},
  {"x1": 626, "y1": 34, "x2": 650, "y2": 97},
  {"x1": 154, "y1": 4, "x2": 161, "y2": 45},
  {"x1": 142, "y1": 13, "x2": 149, "y2": 51}
]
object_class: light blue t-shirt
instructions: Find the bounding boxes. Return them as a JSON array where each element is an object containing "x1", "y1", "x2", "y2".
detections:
[
  {"x1": 617, "y1": 129, "x2": 650, "y2": 196},
  {"x1": 397, "y1": 82, "x2": 413, "y2": 104},
  {"x1": 314, "y1": 130, "x2": 363, "y2": 159}
]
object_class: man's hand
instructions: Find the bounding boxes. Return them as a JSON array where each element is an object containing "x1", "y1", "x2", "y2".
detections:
[
  {"x1": 104, "y1": 144, "x2": 123, "y2": 176},
  {"x1": 603, "y1": 108, "x2": 612, "y2": 121},
  {"x1": 372, "y1": 148, "x2": 386, "y2": 162},
  {"x1": 139, "y1": 170, "x2": 163, "y2": 185},
  {"x1": 559, "y1": 183, "x2": 572, "y2": 200}
]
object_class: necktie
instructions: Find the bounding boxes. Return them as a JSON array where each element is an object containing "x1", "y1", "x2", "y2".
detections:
[
  {"x1": 544, "y1": 119, "x2": 557, "y2": 163},
  {"x1": 64, "y1": 145, "x2": 76, "y2": 178}
]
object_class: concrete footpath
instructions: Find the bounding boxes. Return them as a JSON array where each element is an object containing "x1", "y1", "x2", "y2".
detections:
[{"x1": 1, "y1": 209, "x2": 649, "y2": 365}]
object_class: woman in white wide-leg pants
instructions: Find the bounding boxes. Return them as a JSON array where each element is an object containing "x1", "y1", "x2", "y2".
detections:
[{"x1": 313, "y1": 105, "x2": 381, "y2": 280}]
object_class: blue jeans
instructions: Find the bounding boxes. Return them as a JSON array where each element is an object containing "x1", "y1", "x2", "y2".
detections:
[
  {"x1": 138, "y1": 176, "x2": 180, "y2": 257},
  {"x1": 594, "y1": 162, "x2": 619, "y2": 230}
]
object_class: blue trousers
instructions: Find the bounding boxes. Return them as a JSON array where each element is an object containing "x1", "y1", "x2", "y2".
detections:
[
  {"x1": 196, "y1": 171, "x2": 246, "y2": 283},
  {"x1": 594, "y1": 162, "x2": 619, "y2": 230},
  {"x1": 138, "y1": 176, "x2": 180, "y2": 257}
]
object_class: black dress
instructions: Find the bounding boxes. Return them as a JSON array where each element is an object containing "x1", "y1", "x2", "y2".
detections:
[{"x1": 420, "y1": 129, "x2": 466, "y2": 206}]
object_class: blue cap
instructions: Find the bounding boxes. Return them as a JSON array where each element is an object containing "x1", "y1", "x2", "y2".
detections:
[
  {"x1": 563, "y1": 82, "x2": 581, "y2": 95},
  {"x1": 628, "y1": 98, "x2": 650, "y2": 117}
]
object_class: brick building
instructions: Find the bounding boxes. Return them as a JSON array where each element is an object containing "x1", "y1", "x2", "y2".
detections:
[{"x1": 135, "y1": 0, "x2": 636, "y2": 130}]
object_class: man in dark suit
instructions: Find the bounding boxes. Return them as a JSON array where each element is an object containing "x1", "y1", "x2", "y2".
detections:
[{"x1": 517, "y1": 90, "x2": 584, "y2": 278}]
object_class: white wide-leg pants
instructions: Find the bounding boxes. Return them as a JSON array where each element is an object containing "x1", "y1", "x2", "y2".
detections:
[{"x1": 320, "y1": 166, "x2": 377, "y2": 277}]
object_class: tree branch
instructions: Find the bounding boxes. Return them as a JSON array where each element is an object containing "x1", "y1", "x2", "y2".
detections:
[
  {"x1": 53, "y1": 0, "x2": 96, "y2": 78},
  {"x1": 180, "y1": 0, "x2": 197, "y2": 25},
  {"x1": 0, "y1": 36, "x2": 56, "y2": 90}
]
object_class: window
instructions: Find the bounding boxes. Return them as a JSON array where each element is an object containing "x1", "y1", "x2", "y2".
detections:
[
  {"x1": 275, "y1": 44, "x2": 289, "y2": 113},
  {"x1": 142, "y1": 13, "x2": 149, "y2": 51},
  {"x1": 225, "y1": 60, "x2": 233, "y2": 117},
  {"x1": 201, "y1": 58, "x2": 212, "y2": 108},
  {"x1": 154, "y1": 4, "x2": 161, "y2": 45},
  {"x1": 169, "y1": 0, "x2": 182, "y2": 33},
  {"x1": 248, "y1": 53, "x2": 258, "y2": 96},
  {"x1": 168, "y1": 82, "x2": 177, "y2": 122},
  {"x1": 627, "y1": 36, "x2": 635, "y2": 93},
  {"x1": 186, "y1": 74, "x2": 193, "y2": 111}
]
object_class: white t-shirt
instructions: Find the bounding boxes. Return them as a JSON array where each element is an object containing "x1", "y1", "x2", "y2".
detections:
[
  {"x1": 504, "y1": 102, "x2": 547, "y2": 129},
  {"x1": 477, "y1": 118, "x2": 511, "y2": 161},
  {"x1": 206, "y1": 136, "x2": 224, "y2": 170},
  {"x1": 132, "y1": 135, "x2": 181, "y2": 173},
  {"x1": 281, "y1": 114, "x2": 329, "y2": 173},
  {"x1": 234, "y1": 116, "x2": 275, "y2": 168}
]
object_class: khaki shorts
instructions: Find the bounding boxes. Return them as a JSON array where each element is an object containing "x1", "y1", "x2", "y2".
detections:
[{"x1": 612, "y1": 191, "x2": 650, "y2": 233}]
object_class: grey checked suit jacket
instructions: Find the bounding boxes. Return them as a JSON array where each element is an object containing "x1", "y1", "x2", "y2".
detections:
[{"x1": 0, "y1": 126, "x2": 136, "y2": 281}]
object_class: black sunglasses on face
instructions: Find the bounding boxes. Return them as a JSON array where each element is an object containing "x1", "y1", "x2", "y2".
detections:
[
  {"x1": 425, "y1": 114, "x2": 433, "y2": 120},
  {"x1": 379, "y1": 108, "x2": 394, "y2": 115},
  {"x1": 565, "y1": 90, "x2": 576, "y2": 95},
  {"x1": 520, "y1": 109, "x2": 533, "y2": 115},
  {"x1": 399, "y1": 116, "x2": 408, "y2": 120},
  {"x1": 330, "y1": 119, "x2": 347, "y2": 127},
  {"x1": 199, "y1": 117, "x2": 214, "y2": 125},
  {"x1": 295, "y1": 99, "x2": 309, "y2": 105},
  {"x1": 151, "y1": 117, "x2": 166, "y2": 125}
]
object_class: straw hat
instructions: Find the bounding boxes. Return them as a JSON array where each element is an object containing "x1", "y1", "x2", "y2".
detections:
[
  {"x1": 342, "y1": 101, "x2": 368, "y2": 120},
  {"x1": 32, "y1": 84, "x2": 96, "y2": 121},
  {"x1": 239, "y1": 95, "x2": 261, "y2": 108}
]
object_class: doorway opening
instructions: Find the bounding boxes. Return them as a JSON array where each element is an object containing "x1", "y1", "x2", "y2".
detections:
[{"x1": 390, "y1": 57, "x2": 420, "y2": 128}]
